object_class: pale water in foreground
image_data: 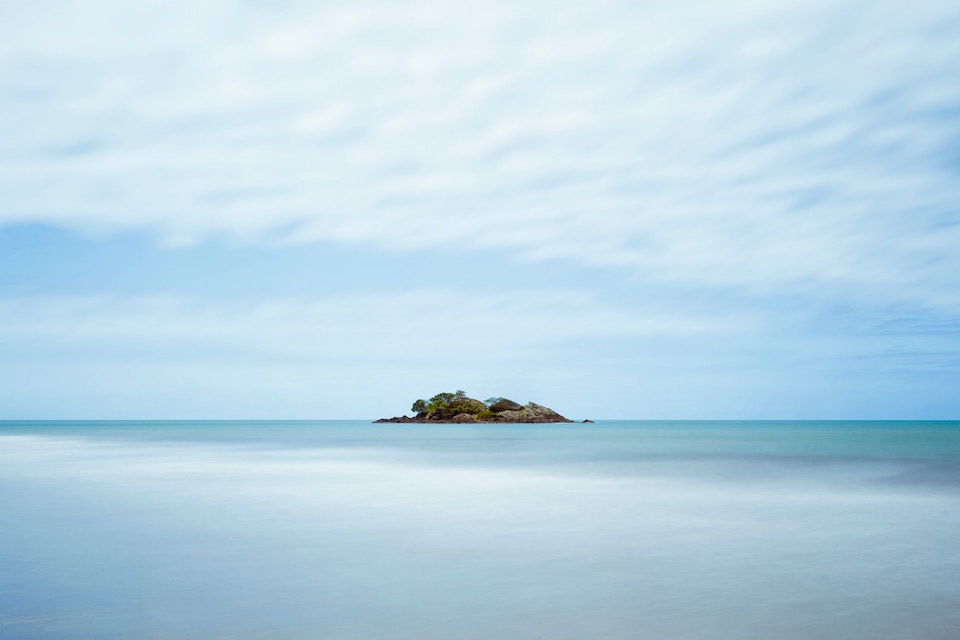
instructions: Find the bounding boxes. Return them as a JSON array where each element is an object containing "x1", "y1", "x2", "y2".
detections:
[{"x1": 1, "y1": 421, "x2": 959, "y2": 639}]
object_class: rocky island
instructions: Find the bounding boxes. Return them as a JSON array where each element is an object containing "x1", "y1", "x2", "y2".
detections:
[{"x1": 375, "y1": 390, "x2": 576, "y2": 423}]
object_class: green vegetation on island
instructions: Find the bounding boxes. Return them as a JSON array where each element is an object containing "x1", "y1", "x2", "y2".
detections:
[{"x1": 375, "y1": 390, "x2": 577, "y2": 423}]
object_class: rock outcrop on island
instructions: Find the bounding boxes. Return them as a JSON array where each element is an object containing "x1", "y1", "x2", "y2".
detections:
[{"x1": 375, "y1": 390, "x2": 575, "y2": 424}]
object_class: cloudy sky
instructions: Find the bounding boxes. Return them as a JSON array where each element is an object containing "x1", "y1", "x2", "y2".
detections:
[{"x1": 1, "y1": 0, "x2": 958, "y2": 419}]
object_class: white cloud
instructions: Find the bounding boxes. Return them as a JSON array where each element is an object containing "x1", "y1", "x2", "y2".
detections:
[
  {"x1": 0, "y1": 291, "x2": 749, "y2": 363},
  {"x1": 1, "y1": 0, "x2": 959, "y2": 308}
]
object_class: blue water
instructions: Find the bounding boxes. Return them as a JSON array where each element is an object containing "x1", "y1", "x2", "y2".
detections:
[{"x1": 1, "y1": 421, "x2": 959, "y2": 639}]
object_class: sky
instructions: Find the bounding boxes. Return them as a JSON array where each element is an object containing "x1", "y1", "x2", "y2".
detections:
[{"x1": 1, "y1": 0, "x2": 959, "y2": 419}]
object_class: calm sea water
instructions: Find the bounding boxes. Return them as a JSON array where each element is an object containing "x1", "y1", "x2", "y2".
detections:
[{"x1": 1, "y1": 420, "x2": 959, "y2": 639}]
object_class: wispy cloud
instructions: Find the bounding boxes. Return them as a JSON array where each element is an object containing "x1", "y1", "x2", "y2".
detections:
[
  {"x1": 2, "y1": 0, "x2": 958, "y2": 307},
  {"x1": 0, "y1": 291, "x2": 749, "y2": 362}
]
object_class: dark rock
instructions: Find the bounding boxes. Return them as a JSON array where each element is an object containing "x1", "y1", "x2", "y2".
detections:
[
  {"x1": 516, "y1": 402, "x2": 574, "y2": 423},
  {"x1": 583, "y1": 419, "x2": 595, "y2": 423}
]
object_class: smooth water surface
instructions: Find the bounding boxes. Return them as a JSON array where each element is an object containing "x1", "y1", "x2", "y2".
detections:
[{"x1": 1, "y1": 421, "x2": 959, "y2": 639}]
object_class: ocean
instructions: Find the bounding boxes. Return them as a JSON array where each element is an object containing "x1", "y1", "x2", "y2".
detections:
[{"x1": 1, "y1": 420, "x2": 958, "y2": 639}]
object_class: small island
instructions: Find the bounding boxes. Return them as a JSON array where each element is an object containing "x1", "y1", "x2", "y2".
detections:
[{"x1": 375, "y1": 390, "x2": 577, "y2": 423}]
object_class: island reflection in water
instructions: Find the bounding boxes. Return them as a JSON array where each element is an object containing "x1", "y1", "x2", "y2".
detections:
[{"x1": 1, "y1": 420, "x2": 959, "y2": 639}]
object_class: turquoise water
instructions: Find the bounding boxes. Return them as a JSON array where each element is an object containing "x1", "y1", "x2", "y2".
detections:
[{"x1": 1, "y1": 421, "x2": 959, "y2": 639}]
